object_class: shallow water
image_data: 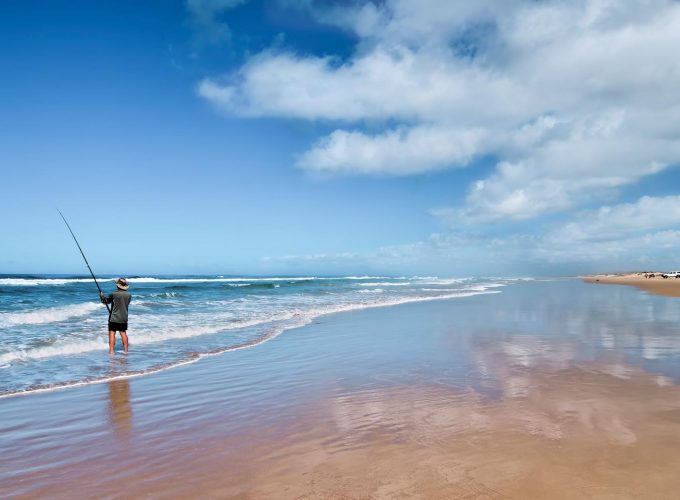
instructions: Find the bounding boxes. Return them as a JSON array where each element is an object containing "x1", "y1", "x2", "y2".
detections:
[
  {"x1": 2, "y1": 279, "x2": 680, "y2": 498},
  {"x1": 0, "y1": 274, "x2": 510, "y2": 396}
]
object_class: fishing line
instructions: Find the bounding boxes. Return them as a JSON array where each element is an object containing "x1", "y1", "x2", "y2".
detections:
[{"x1": 57, "y1": 209, "x2": 112, "y2": 315}]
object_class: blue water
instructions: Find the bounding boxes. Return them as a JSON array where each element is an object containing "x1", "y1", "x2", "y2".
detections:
[{"x1": 0, "y1": 274, "x2": 516, "y2": 396}]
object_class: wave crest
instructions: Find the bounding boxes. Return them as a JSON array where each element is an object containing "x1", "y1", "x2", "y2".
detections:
[{"x1": 0, "y1": 302, "x2": 102, "y2": 328}]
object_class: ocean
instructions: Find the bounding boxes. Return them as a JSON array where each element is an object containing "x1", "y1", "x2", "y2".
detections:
[{"x1": 0, "y1": 274, "x2": 520, "y2": 397}]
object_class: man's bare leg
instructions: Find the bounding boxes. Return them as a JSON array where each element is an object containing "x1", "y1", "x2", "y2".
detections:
[
  {"x1": 120, "y1": 331, "x2": 129, "y2": 353},
  {"x1": 109, "y1": 330, "x2": 116, "y2": 354}
]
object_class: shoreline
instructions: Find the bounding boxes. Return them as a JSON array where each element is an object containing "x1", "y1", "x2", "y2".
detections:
[
  {"x1": 582, "y1": 273, "x2": 680, "y2": 297},
  {"x1": 4, "y1": 280, "x2": 680, "y2": 498},
  {"x1": 0, "y1": 288, "x2": 501, "y2": 400}
]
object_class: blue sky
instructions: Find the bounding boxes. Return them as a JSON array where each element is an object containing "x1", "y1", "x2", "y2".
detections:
[{"x1": 2, "y1": 0, "x2": 680, "y2": 277}]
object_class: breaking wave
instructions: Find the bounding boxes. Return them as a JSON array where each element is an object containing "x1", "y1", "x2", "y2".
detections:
[
  {"x1": 0, "y1": 275, "x2": 397, "y2": 287},
  {"x1": 0, "y1": 288, "x2": 500, "y2": 392},
  {"x1": 0, "y1": 274, "x2": 518, "y2": 398},
  {"x1": 0, "y1": 302, "x2": 102, "y2": 328}
]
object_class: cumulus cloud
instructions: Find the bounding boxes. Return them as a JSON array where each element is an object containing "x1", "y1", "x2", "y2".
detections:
[
  {"x1": 535, "y1": 195, "x2": 680, "y2": 262},
  {"x1": 297, "y1": 125, "x2": 485, "y2": 175},
  {"x1": 451, "y1": 195, "x2": 680, "y2": 266},
  {"x1": 198, "y1": 47, "x2": 522, "y2": 122},
  {"x1": 554, "y1": 195, "x2": 680, "y2": 242},
  {"x1": 290, "y1": 195, "x2": 680, "y2": 273},
  {"x1": 198, "y1": 0, "x2": 680, "y2": 221}
]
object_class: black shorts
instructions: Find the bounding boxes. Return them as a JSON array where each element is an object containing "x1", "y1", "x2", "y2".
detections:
[{"x1": 108, "y1": 322, "x2": 128, "y2": 332}]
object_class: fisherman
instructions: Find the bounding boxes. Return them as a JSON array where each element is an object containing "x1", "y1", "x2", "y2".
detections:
[{"x1": 100, "y1": 278, "x2": 132, "y2": 354}]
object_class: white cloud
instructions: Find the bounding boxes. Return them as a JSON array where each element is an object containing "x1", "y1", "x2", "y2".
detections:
[
  {"x1": 297, "y1": 125, "x2": 485, "y2": 175},
  {"x1": 561, "y1": 195, "x2": 680, "y2": 241},
  {"x1": 262, "y1": 251, "x2": 360, "y2": 264},
  {"x1": 199, "y1": 47, "x2": 523, "y2": 123},
  {"x1": 289, "y1": 195, "x2": 680, "y2": 272},
  {"x1": 535, "y1": 229, "x2": 680, "y2": 264},
  {"x1": 483, "y1": 195, "x2": 680, "y2": 264},
  {"x1": 198, "y1": 0, "x2": 680, "y2": 221}
]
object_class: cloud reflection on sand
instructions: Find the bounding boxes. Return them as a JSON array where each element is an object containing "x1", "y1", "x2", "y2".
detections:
[
  {"x1": 327, "y1": 335, "x2": 680, "y2": 449},
  {"x1": 259, "y1": 340, "x2": 678, "y2": 498}
]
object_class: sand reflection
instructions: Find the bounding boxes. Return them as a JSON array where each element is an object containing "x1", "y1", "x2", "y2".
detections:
[
  {"x1": 107, "y1": 379, "x2": 133, "y2": 439},
  {"x1": 237, "y1": 343, "x2": 680, "y2": 498}
]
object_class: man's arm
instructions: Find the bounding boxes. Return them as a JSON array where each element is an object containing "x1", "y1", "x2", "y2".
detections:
[{"x1": 100, "y1": 292, "x2": 112, "y2": 304}]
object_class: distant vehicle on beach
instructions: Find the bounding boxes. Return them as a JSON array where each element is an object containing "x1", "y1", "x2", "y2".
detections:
[{"x1": 643, "y1": 272, "x2": 680, "y2": 279}]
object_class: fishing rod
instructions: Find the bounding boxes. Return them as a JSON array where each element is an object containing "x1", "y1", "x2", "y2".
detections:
[{"x1": 57, "y1": 209, "x2": 111, "y2": 315}]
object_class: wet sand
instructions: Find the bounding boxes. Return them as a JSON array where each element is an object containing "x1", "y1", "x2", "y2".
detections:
[
  {"x1": 25, "y1": 369, "x2": 680, "y2": 499},
  {"x1": 223, "y1": 369, "x2": 680, "y2": 499},
  {"x1": 584, "y1": 273, "x2": 680, "y2": 297},
  {"x1": 3, "y1": 280, "x2": 680, "y2": 498}
]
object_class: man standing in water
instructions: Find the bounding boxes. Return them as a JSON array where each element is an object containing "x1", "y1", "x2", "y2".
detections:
[{"x1": 100, "y1": 278, "x2": 132, "y2": 354}]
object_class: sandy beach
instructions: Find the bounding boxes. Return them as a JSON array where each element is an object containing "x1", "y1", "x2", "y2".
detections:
[
  {"x1": 583, "y1": 273, "x2": 680, "y2": 297},
  {"x1": 3, "y1": 279, "x2": 680, "y2": 498}
]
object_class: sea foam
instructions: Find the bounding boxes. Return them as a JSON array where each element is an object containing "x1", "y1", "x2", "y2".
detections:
[
  {"x1": 0, "y1": 275, "x2": 510, "y2": 398},
  {"x1": 0, "y1": 302, "x2": 102, "y2": 328},
  {"x1": 0, "y1": 289, "x2": 500, "y2": 367}
]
